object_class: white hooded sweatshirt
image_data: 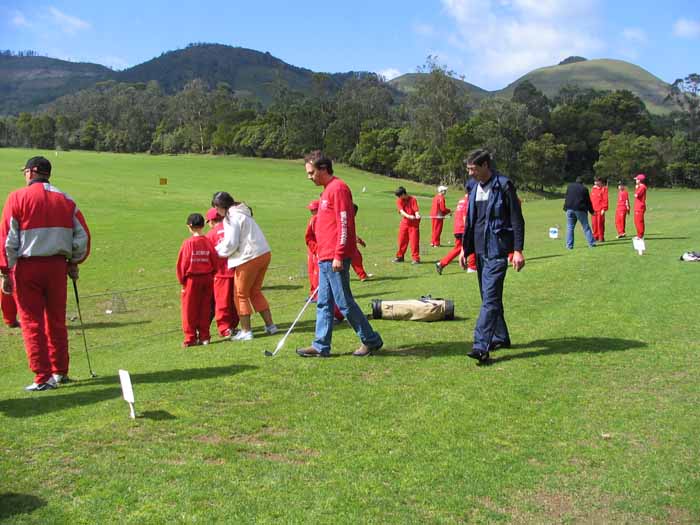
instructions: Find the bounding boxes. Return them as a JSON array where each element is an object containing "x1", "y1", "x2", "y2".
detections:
[{"x1": 215, "y1": 203, "x2": 271, "y2": 268}]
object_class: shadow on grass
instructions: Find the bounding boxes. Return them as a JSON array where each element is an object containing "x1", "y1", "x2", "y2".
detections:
[
  {"x1": 67, "y1": 320, "x2": 151, "y2": 330},
  {"x1": 264, "y1": 284, "x2": 303, "y2": 291},
  {"x1": 140, "y1": 410, "x2": 176, "y2": 420},
  {"x1": 0, "y1": 493, "x2": 46, "y2": 519},
  {"x1": 0, "y1": 365, "x2": 256, "y2": 418},
  {"x1": 355, "y1": 275, "x2": 415, "y2": 283},
  {"x1": 527, "y1": 254, "x2": 563, "y2": 262}
]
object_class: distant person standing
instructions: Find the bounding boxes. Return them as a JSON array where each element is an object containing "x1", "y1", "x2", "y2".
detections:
[
  {"x1": 430, "y1": 185, "x2": 451, "y2": 247},
  {"x1": 296, "y1": 151, "x2": 383, "y2": 357},
  {"x1": 590, "y1": 176, "x2": 608, "y2": 242},
  {"x1": 460, "y1": 149, "x2": 525, "y2": 363},
  {"x1": 563, "y1": 177, "x2": 595, "y2": 249},
  {"x1": 0, "y1": 156, "x2": 91, "y2": 391},
  {"x1": 393, "y1": 186, "x2": 421, "y2": 264},
  {"x1": 633, "y1": 174, "x2": 647, "y2": 239},
  {"x1": 615, "y1": 181, "x2": 630, "y2": 238}
]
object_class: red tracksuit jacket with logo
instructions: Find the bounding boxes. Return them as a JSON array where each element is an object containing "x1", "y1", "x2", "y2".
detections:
[
  {"x1": 176, "y1": 236, "x2": 216, "y2": 284},
  {"x1": 315, "y1": 177, "x2": 357, "y2": 262}
]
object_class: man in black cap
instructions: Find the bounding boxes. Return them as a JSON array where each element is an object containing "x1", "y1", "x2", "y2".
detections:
[{"x1": 0, "y1": 156, "x2": 91, "y2": 391}]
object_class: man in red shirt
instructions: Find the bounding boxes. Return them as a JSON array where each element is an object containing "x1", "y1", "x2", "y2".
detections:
[
  {"x1": 206, "y1": 208, "x2": 239, "y2": 338},
  {"x1": 394, "y1": 186, "x2": 421, "y2": 264},
  {"x1": 590, "y1": 176, "x2": 608, "y2": 242},
  {"x1": 615, "y1": 181, "x2": 630, "y2": 238},
  {"x1": 177, "y1": 213, "x2": 217, "y2": 347},
  {"x1": 633, "y1": 174, "x2": 647, "y2": 238},
  {"x1": 296, "y1": 151, "x2": 383, "y2": 358},
  {"x1": 0, "y1": 156, "x2": 91, "y2": 391},
  {"x1": 430, "y1": 185, "x2": 451, "y2": 247}
]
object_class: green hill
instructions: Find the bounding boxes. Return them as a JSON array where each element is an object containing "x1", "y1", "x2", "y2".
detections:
[
  {"x1": 389, "y1": 73, "x2": 489, "y2": 103},
  {"x1": 0, "y1": 55, "x2": 113, "y2": 114},
  {"x1": 497, "y1": 58, "x2": 676, "y2": 114}
]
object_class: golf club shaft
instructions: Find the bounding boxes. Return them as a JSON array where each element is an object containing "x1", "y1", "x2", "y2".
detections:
[
  {"x1": 72, "y1": 279, "x2": 95, "y2": 376},
  {"x1": 271, "y1": 287, "x2": 318, "y2": 356}
]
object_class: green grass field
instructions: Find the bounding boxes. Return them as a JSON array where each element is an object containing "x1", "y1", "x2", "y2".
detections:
[{"x1": 1, "y1": 148, "x2": 699, "y2": 523}]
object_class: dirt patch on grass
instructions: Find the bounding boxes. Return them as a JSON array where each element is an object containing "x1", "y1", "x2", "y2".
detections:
[
  {"x1": 666, "y1": 506, "x2": 694, "y2": 524},
  {"x1": 243, "y1": 451, "x2": 308, "y2": 465}
]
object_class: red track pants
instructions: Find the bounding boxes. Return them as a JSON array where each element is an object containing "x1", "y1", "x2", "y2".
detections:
[
  {"x1": 351, "y1": 249, "x2": 368, "y2": 280},
  {"x1": 615, "y1": 212, "x2": 628, "y2": 236},
  {"x1": 1, "y1": 270, "x2": 18, "y2": 326},
  {"x1": 397, "y1": 224, "x2": 420, "y2": 262},
  {"x1": 308, "y1": 251, "x2": 319, "y2": 297},
  {"x1": 213, "y1": 276, "x2": 239, "y2": 337},
  {"x1": 431, "y1": 219, "x2": 445, "y2": 246},
  {"x1": 14, "y1": 256, "x2": 69, "y2": 384},
  {"x1": 181, "y1": 274, "x2": 213, "y2": 345},
  {"x1": 591, "y1": 212, "x2": 606, "y2": 241},
  {"x1": 634, "y1": 210, "x2": 645, "y2": 238},
  {"x1": 439, "y1": 237, "x2": 476, "y2": 270}
]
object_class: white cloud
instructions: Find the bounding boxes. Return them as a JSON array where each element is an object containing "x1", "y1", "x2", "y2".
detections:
[
  {"x1": 11, "y1": 11, "x2": 30, "y2": 27},
  {"x1": 622, "y1": 27, "x2": 647, "y2": 44},
  {"x1": 48, "y1": 6, "x2": 90, "y2": 34},
  {"x1": 673, "y1": 18, "x2": 700, "y2": 39},
  {"x1": 378, "y1": 68, "x2": 402, "y2": 80},
  {"x1": 440, "y1": 0, "x2": 603, "y2": 88}
]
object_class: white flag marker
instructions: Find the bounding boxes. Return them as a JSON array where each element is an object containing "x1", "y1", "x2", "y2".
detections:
[{"x1": 118, "y1": 369, "x2": 136, "y2": 419}]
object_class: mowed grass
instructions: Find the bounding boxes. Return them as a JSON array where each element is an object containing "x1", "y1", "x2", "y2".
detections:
[{"x1": 0, "y1": 148, "x2": 699, "y2": 524}]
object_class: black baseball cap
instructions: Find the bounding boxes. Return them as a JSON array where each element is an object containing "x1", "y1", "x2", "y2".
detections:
[{"x1": 22, "y1": 156, "x2": 52, "y2": 176}]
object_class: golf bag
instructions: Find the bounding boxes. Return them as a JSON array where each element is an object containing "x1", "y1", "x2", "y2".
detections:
[{"x1": 370, "y1": 295, "x2": 454, "y2": 322}]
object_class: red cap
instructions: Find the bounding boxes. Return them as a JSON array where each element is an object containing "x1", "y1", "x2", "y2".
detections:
[
  {"x1": 634, "y1": 174, "x2": 646, "y2": 182},
  {"x1": 205, "y1": 208, "x2": 219, "y2": 221},
  {"x1": 307, "y1": 200, "x2": 319, "y2": 211}
]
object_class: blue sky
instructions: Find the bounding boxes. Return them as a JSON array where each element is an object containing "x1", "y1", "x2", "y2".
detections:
[{"x1": 1, "y1": 0, "x2": 698, "y2": 90}]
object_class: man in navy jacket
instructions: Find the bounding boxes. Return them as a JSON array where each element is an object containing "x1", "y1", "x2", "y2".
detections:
[{"x1": 460, "y1": 149, "x2": 525, "y2": 363}]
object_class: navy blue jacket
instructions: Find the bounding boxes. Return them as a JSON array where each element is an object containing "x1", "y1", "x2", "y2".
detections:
[{"x1": 463, "y1": 170, "x2": 525, "y2": 258}]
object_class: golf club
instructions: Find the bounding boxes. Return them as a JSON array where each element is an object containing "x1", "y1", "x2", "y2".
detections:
[
  {"x1": 72, "y1": 278, "x2": 97, "y2": 377},
  {"x1": 264, "y1": 288, "x2": 318, "y2": 357}
]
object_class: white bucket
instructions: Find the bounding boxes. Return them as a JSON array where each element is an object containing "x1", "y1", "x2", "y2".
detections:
[{"x1": 548, "y1": 227, "x2": 559, "y2": 239}]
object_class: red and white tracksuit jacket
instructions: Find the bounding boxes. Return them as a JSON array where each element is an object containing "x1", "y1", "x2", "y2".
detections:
[
  {"x1": 634, "y1": 183, "x2": 647, "y2": 238},
  {"x1": 207, "y1": 223, "x2": 239, "y2": 337},
  {"x1": 590, "y1": 185, "x2": 608, "y2": 241},
  {"x1": 615, "y1": 189, "x2": 630, "y2": 236},
  {"x1": 0, "y1": 179, "x2": 91, "y2": 384},
  {"x1": 306, "y1": 208, "x2": 344, "y2": 321},
  {"x1": 430, "y1": 194, "x2": 450, "y2": 246},
  {"x1": 177, "y1": 235, "x2": 216, "y2": 345},
  {"x1": 396, "y1": 196, "x2": 420, "y2": 261}
]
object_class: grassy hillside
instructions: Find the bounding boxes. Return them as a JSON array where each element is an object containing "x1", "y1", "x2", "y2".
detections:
[
  {"x1": 389, "y1": 72, "x2": 489, "y2": 103},
  {"x1": 498, "y1": 58, "x2": 676, "y2": 114},
  {"x1": 0, "y1": 55, "x2": 113, "y2": 115},
  {"x1": 1, "y1": 149, "x2": 699, "y2": 522}
]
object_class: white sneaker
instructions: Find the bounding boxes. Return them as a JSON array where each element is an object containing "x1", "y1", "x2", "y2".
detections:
[
  {"x1": 25, "y1": 376, "x2": 58, "y2": 391},
  {"x1": 264, "y1": 324, "x2": 278, "y2": 335},
  {"x1": 467, "y1": 268, "x2": 477, "y2": 273},
  {"x1": 201, "y1": 340, "x2": 210, "y2": 346},
  {"x1": 52, "y1": 373, "x2": 71, "y2": 384},
  {"x1": 231, "y1": 330, "x2": 253, "y2": 341}
]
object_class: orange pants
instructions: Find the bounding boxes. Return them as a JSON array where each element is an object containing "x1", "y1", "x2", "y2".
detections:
[{"x1": 234, "y1": 252, "x2": 271, "y2": 316}]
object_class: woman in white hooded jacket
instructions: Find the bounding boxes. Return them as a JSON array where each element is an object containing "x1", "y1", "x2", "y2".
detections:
[{"x1": 212, "y1": 191, "x2": 277, "y2": 341}]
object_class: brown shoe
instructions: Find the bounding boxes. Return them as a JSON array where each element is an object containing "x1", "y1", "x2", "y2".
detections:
[
  {"x1": 353, "y1": 344, "x2": 372, "y2": 357},
  {"x1": 296, "y1": 346, "x2": 330, "y2": 358}
]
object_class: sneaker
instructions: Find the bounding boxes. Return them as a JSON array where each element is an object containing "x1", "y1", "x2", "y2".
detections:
[
  {"x1": 296, "y1": 346, "x2": 330, "y2": 358},
  {"x1": 467, "y1": 268, "x2": 477, "y2": 273},
  {"x1": 231, "y1": 330, "x2": 253, "y2": 341},
  {"x1": 353, "y1": 339, "x2": 383, "y2": 357},
  {"x1": 222, "y1": 328, "x2": 233, "y2": 338},
  {"x1": 52, "y1": 373, "x2": 71, "y2": 384},
  {"x1": 411, "y1": 260, "x2": 421, "y2": 265},
  {"x1": 25, "y1": 377, "x2": 58, "y2": 391},
  {"x1": 392, "y1": 257, "x2": 404, "y2": 263},
  {"x1": 264, "y1": 324, "x2": 279, "y2": 335},
  {"x1": 201, "y1": 340, "x2": 210, "y2": 346},
  {"x1": 435, "y1": 262, "x2": 443, "y2": 275}
]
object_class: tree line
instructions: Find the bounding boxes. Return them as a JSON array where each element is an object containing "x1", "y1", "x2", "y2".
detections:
[{"x1": 1, "y1": 59, "x2": 698, "y2": 189}]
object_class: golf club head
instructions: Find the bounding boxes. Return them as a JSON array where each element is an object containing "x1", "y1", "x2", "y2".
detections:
[{"x1": 264, "y1": 350, "x2": 273, "y2": 357}]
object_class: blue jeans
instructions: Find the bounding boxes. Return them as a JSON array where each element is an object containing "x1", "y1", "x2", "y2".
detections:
[
  {"x1": 473, "y1": 255, "x2": 510, "y2": 352},
  {"x1": 313, "y1": 259, "x2": 382, "y2": 354},
  {"x1": 565, "y1": 209, "x2": 595, "y2": 249}
]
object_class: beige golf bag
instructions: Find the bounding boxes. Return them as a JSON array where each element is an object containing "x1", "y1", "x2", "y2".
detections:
[{"x1": 370, "y1": 296, "x2": 454, "y2": 322}]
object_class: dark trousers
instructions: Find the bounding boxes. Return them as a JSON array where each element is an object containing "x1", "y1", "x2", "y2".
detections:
[{"x1": 473, "y1": 254, "x2": 510, "y2": 352}]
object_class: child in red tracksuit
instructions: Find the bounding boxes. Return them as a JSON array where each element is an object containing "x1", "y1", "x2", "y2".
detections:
[
  {"x1": 206, "y1": 208, "x2": 239, "y2": 337},
  {"x1": 435, "y1": 184, "x2": 477, "y2": 274},
  {"x1": 305, "y1": 200, "x2": 320, "y2": 299},
  {"x1": 350, "y1": 204, "x2": 372, "y2": 281},
  {"x1": 394, "y1": 186, "x2": 421, "y2": 263},
  {"x1": 177, "y1": 213, "x2": 217, "y2": 347},
  {"x1": 590, "y1": 177, "x2": 608, "y2": 242},
  {"x1": 615, "y1": 181, "x2": 630, "y2": 238}
]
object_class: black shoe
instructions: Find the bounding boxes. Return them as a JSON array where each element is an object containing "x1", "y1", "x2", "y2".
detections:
[
  {"x1": 392, "y1": 257, "x2": 404, "y2": 263},
  {"x1": 435, "y1": 262, "x2": 443, "y2": 275},
  {"x1": 296, "y1": 346, "x2": 330, "y2": 358},
  {"x1": 490, "y1": 341, "x2": 511, "y2": 351},
  {"x1": 468, "y1": 348, "x2": 488, "y2": 361}
]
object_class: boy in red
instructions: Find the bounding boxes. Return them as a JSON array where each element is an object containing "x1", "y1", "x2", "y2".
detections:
[
  {"x1": 430, "y1": 186, "x2": 451, "y2": 247},
  {"x1": 394, "y1": 186, "x2": 421, "y2": 264},
  {"x1": 436, "y1": 180, "x2": 477, "y2": 274},
  {"x1": 1, "y1": 269, "x2": 19, "y2": 327},
  {"x1": 177, "y1": 213, "x2": 217, "y2": 347},
  {"x1": 633, "y1": 174, "x2": 647, "y2": 238},
  {"x1": 304, "y1": 200, "x2": 320, "y2": 299},
  {"x1": 615, "y1": 181, "x2": 630, "y2": 238},
  {"x1": 590, "y1": 176, "x2": 608, "y2": 242},
  {"x1": 350, "y1": 204, "x2": 372, "y2": 281},
  {"x1": 206, "y1": 208, "x2": 239, "y2": 337}
]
